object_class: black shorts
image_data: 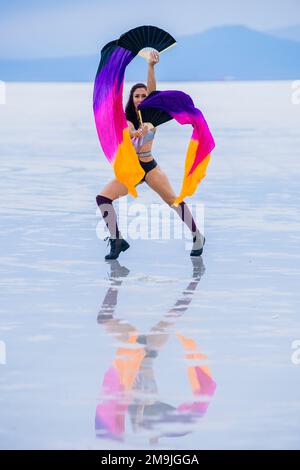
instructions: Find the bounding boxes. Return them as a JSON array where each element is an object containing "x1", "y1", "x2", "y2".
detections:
[{"x1": 136, "y1": 158, "x2": 158, "y2": 185}]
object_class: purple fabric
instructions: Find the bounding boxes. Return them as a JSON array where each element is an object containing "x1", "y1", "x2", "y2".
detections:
[{"x1": 138, "y1": 90, "x2": 215, "y2": 175}]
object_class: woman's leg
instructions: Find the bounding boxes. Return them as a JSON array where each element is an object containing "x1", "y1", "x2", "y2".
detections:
[
  {"x1": 96, "y1": 179, "x2": 130, "y2": 260},
  {"x1": 145, "y1": 166, "x2": 199, "y2": 234},
  {"x1": 96, "y1": 179, "x2": 128, "y2": 239},
  {"x1": 145, "y1": 166, "x2": 205, "y2": 255}
]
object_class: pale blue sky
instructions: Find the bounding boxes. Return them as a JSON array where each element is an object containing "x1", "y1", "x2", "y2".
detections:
[{"x1": 0, "y1": 0, "x2": 299, "y2": 58}]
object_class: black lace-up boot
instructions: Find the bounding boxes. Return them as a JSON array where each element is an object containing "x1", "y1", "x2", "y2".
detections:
[{"x1": 104, "y1": 236, "x2": 130, "y2": 260}]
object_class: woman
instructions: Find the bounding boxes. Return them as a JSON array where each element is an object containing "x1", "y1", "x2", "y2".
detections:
[{"x1": 96, "y1": 51, "x2": 205, "y2": 260}]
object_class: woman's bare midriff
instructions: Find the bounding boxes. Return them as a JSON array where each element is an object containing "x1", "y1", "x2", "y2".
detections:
[{"x1": 137, "y1": 122, "x2": 155, "y2": 162}]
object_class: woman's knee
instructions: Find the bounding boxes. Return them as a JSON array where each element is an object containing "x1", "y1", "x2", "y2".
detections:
[
  {"x1": 97, "y1": 190, "x2": 116, "y2": 202},
  {"x1": 98, "y1": 179, "x2": 127, "y2": 201},
  {"x1": 96, "y1": 195, "x2": 116, "y2": 210}
]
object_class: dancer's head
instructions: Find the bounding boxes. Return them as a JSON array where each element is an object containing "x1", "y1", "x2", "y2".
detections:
[{"x1": 125, "y1": 83, "x2": 147, "y2": 129}]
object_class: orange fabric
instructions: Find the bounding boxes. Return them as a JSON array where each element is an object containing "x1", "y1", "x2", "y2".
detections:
[
  {"x1": 173, "y1": 140, "x2": 211, "y2": 206},
  {"x1": 113, "y1": 347, "x2": 145, "y2": 391},
  {"x1": 113, "y1": 128, "x2": 145, "y2": 197}
]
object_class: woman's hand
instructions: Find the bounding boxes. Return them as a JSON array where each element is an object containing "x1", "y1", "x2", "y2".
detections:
[
  {"x1": 148, "y1": 50, "x2": 159, "y2": 66},
  {"x1": 136, "y1": 124, "x2": 148, "y2": 138},
  {"x1": 140, "y1": 124, "x2": 149, "y2": 137}
]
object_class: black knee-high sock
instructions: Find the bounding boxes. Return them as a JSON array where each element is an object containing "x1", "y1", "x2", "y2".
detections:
[
  {"x1": 172, "y1": 201, "x2": 198, "y2": 235},
  {"x1": 96, "y1": 195, "x2": 120, "y2": 238}
]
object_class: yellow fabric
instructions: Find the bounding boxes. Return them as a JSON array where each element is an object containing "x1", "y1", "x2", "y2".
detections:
[
  {"x1": 172, "y1": 139, "x2": 211, "y2": 206},
  {"x1": 176, "y1": 332, "x2": 213, "y2": 393},
  {"x1": 176, "y1": 332, "x2": 197, "y2": 350},
  {"x1": 114, "y1": 131, "x2": 210, "y2": 203},
  {"x1": 113, "y1": 347, "x2": 146, "y2": 391},
  {"x1": 188, "y1": 366, "x2": 200, "y2": 391},
  {"x1": 113, "y1": 128, "x2": 145, "y2": 197},
  {"x1": 187, "y1": 365, "x2": 212, "y2": 393},
  {"x1": 176, "y1": 332, "x2": 207, "y2": 360}
]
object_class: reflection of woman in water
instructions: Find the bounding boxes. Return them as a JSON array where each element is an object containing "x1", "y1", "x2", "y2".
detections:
[
  {"x1": 95, "y1": 51, "x2": 205, "y2": 261},
  {"x1": 95, "y1": 258, "x2": 216, "y2": 443}
]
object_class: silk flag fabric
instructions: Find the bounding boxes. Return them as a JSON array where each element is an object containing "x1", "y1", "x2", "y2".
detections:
[
  {"x1": 93, "y1": 41, "x2": 215, "y2": 204},
  {"x1": 138, "y1": 90, "x2": 215, "y2": 205}
]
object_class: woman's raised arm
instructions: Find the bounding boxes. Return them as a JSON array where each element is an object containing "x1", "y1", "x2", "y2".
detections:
[{"x1": 147, "y1": 51, "x2": 159, "y2": 94}]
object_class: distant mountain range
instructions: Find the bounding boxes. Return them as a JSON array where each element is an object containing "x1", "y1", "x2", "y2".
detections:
[
  {"x1": 1, "y1": 25, "x2": 300, "y2": 81},
  {"x1": 267, "y1": 24, "x2": 300, "y2": 42}
]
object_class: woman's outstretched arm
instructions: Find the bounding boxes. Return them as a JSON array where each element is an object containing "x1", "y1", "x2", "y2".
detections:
[{"x1": 147, "y1": 51, "x2": 159, "y2": 94}]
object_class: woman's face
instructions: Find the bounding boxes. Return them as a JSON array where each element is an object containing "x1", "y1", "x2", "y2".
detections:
[{"x1": 133, "y1": 87, "x2": 147, "y2": 110}]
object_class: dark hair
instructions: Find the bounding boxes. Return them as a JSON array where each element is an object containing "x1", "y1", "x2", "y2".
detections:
[{"x1": 125, "y1": 83, "x2": 147, "y2": 130}]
